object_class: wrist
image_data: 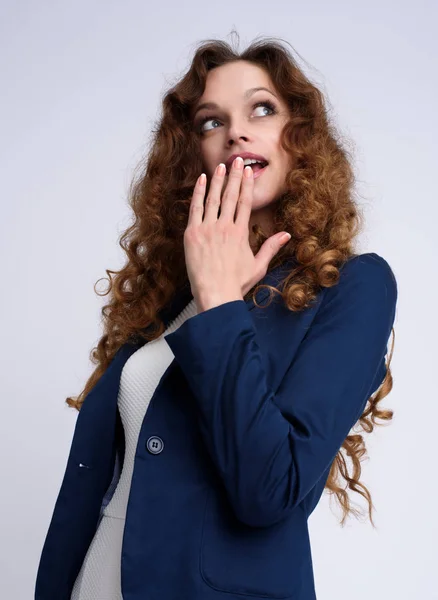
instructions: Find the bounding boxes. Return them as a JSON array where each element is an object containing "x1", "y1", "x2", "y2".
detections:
[{"x1": 195, "y1": 289, "x2": 244, "y2": 313}]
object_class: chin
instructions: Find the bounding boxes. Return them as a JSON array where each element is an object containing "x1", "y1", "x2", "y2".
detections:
[{"x1": 251, "y1": 191, "x2": 276, "y2": 208}]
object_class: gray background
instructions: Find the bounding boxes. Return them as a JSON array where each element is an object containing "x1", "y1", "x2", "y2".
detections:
[{"x1": 1, "y1": 1, "x2": 436, "y2": 598}]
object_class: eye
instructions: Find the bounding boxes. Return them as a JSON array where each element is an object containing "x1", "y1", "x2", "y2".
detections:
[{"x1": 197, "y1": 100, "x2": 277, "y2": 135}]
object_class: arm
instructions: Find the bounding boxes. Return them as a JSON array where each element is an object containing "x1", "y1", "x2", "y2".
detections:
[{"x1": 164, "y1": 254, "x2": 398, "y2": 528}]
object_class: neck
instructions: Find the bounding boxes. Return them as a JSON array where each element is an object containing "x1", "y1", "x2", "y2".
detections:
[{"x1": 248, "y1": 203, "x2": 276, "y2": 249}]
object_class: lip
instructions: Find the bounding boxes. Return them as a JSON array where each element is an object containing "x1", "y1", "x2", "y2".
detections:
[
  {"x1": 225, "y1": 152, "x2": 269, "y2": 174},
  {"x1": 252, "y1": 163, "x2": 268, "y2": 180}
]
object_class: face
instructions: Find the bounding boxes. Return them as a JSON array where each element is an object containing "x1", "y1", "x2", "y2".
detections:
[{"x1": 191, "y1": 60, "x2": 291, "y2": 238}]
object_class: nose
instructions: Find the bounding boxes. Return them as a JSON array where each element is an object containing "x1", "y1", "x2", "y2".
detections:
[{"x1": 226, "y1": 121, "x2": 251, "y2": 147}]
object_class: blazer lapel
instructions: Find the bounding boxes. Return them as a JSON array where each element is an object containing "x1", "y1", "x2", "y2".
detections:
[{"x1": 72, "y1": 256, "x2": 299, "y2": 472}]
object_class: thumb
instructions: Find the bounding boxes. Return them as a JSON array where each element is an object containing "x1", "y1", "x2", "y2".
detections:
[{"x1": 254, "y1": 232, "x2": 291, "y2": 272}]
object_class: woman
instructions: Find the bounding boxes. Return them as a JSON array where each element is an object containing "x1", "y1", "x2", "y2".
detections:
[{"x1": 35, "y1": 34, "x2": 398, "y2": 600}]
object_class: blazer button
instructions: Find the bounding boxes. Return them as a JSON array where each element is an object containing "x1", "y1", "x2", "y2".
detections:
[{"x1": 146, "y1": 436, "x2": 164, "y2": 454}]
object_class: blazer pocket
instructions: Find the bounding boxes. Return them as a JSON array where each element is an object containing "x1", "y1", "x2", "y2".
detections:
[{"x1": 200, "y1": 487, "x2": 304, "y2": 599}]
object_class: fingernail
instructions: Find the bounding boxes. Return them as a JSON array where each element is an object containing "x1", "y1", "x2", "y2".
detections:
[
  {"x1": 244, "y1": 165, "x2": 252, "y2": 178},
  {"x1": 280, "y1": 233, "x2": 291, "y2": 244},
  {"x1": 234, "y1": 157, "x2": 244, "y2": 169}
]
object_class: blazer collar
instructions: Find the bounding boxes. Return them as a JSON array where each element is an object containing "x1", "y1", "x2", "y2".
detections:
[
  {"x1": 141, "y1": 255, "x2": 298, "y2": 339},
  {"x1": 84, "y1": 254, "x2": 299, "y2": 469}
]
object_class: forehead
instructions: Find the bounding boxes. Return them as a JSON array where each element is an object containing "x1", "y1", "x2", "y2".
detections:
[{"x1": 200, "y1": 61, "x2": 273, "y2": 98}]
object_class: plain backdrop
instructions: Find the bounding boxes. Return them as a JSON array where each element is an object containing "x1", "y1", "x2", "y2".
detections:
[{"x1": 1, "y1": 1, "x2": 436, "y2": 599}]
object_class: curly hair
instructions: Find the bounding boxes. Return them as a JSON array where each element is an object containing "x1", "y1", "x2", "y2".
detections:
[{"x1": 65, "y1": 31, "x2": 396, "y2": 528}]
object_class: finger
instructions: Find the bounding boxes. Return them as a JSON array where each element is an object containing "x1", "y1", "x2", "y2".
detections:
[
  {"x1": 203, "y1": 163, "x2": 226, "y2": 224},
  {"x1": 219, "y1": 157, "x2": 245, "y2": 222},
  {"x1": 188, "y1": 173, "x2": 207, "y2": 227},
  {"x1": 234, "y1": 165, "x2": 254, "y2": 227},
  {"x1": 254, "y1": 232, "x2": 291, "y2": 273}
]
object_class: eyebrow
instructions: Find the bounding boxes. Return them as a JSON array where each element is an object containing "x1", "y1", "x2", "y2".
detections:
[{"x1": 192, "y1": 86, "x2": 278, "y2": 118}]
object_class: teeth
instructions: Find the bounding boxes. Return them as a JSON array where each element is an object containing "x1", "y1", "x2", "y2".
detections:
[
  {"x1": 226, "y1": 157, "x2": 267, "y2": 173},
  {"x1": 243, "y1": 158, "x2": 265, "y2": 166}
]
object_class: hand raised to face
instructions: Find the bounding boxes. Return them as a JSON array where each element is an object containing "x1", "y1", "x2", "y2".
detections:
[{"x1": 183, "y1": 156, "x2": 291, "y2": 313}]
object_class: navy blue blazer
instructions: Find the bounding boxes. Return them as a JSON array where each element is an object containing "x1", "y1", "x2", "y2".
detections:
[{"x1": 35, "y1": 252, "x2": 398, "y2": 600}]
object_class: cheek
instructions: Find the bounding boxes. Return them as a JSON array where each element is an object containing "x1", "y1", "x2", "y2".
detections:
[
  {"x1": 202, "y1": 158, "x2": 219, "y2": 179},
  {"x1": 200, "y1": 141, "x2": 221, "y2": 169},
  {"x1": 277, "y1": 148, "x2": 292, "y2": 171}
]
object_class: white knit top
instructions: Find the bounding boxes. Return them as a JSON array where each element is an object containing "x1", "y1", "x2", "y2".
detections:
[{"x1": 70, "y1": 297, "x2": 198, "y2": 600}]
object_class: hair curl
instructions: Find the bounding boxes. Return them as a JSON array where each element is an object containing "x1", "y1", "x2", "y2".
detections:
[{"x1": 66, "y1": 31, "x2": 396, "y2": 528}]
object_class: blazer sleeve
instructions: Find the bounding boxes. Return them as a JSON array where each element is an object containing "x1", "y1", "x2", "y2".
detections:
[{"x1": 164, "y1": 254, "x2": 398, "y2": 528}]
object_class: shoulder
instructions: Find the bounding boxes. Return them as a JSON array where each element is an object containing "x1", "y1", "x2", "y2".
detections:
[
  {"x1": 320, "y1": 252, "x2": 398, "y2": 313},
  {"x1": 339, "y1": 251, "x2": 397, "y2": 288},
  {"x1": 342, "y1": 252, "x2": 397, "y2": 281}
]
